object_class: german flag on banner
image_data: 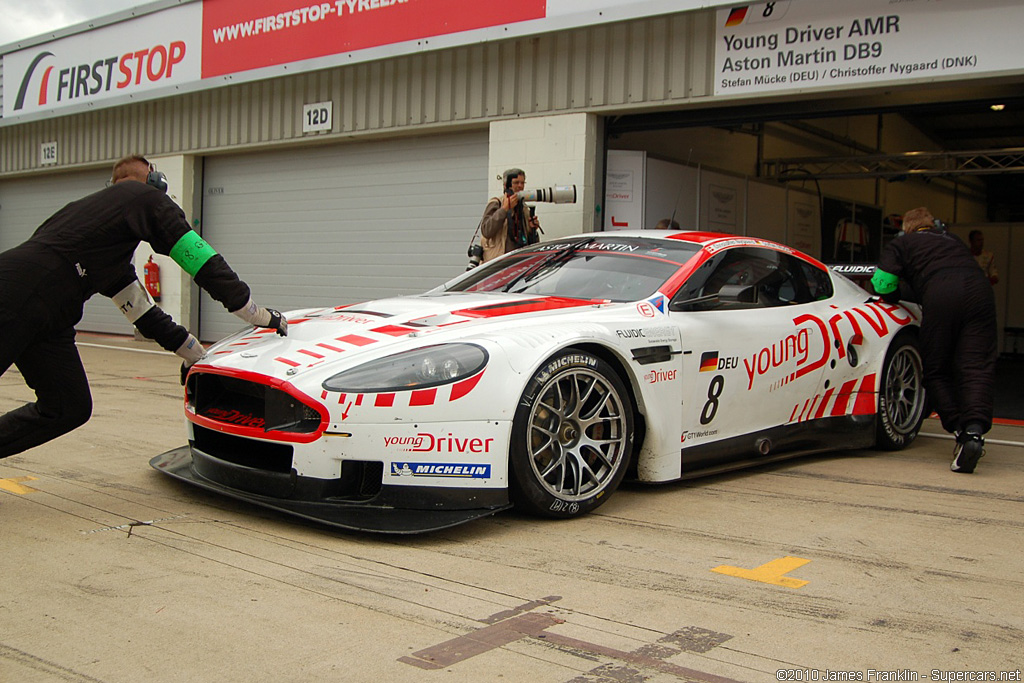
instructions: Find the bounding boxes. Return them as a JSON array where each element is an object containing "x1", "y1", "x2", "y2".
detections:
[
  {"x1": 723, "y1": 2, "x2": 790, "y2": 28},
  {"x1": 700, "y1": 351, "x2": 719, "y2": 372},
  {"x1": 725, "y1": 7, "x2": 748, "y2": 27}
]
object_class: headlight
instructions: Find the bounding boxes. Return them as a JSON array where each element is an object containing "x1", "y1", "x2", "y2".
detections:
[{"x1": 322, "y1": 343, "x2": 488, "y2": 393}]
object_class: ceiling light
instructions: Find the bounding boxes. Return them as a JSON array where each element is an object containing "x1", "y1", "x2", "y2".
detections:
[{"x1": 990, "y1": 104, "x2": 1006, "y2": 111}]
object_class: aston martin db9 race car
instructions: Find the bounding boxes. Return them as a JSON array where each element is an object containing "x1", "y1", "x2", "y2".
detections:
[{"x1": 151, "y1": 231, "x2": 927, "y2": 533}]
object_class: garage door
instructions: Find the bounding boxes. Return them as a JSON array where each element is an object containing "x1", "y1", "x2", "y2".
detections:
[
  {"x1": 199, "y1": 131, "x2": 488, "y2": 341},
  {"x1": 0, "y1": 169, "x2": 134, "y2": 335}
]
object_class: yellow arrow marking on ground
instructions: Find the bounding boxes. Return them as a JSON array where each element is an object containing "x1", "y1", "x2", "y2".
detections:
[
  {"x1": 0, "y1": 476, "x2": 39, "y2": 495},
  {"x1": 712, "y1": 556, "x2": 811, "y2": 588}
]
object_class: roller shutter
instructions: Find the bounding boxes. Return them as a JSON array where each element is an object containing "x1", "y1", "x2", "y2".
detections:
[
  {"x1": 198, "y1": 131, "x2": 488, "y2": 341},
  {"x1": 0, "y1": 169, "x2": 134, "y2": 335}
]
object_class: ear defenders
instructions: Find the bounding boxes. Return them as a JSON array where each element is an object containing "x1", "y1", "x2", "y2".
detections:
[{"x1": 146, "y1": 163, "x2": 168, "y2": 192}]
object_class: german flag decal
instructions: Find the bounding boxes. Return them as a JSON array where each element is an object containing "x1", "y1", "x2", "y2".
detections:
[
  {"x1": 725, "y1": 7, "x2": 748, "y2": 27},
  {"x1": 700, "y1": 351, "x2": 719, "y2": 372}
]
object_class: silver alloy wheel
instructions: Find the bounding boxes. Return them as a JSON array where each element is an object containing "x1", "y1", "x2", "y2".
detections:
[
  {"x1": 883, "y1": 343, "x2": 925, "y2": 435},
  {"x1": 526, "y1": 367, "x2": 629, "y2": 500}
]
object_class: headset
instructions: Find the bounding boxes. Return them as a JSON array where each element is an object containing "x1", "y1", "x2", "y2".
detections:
[
  {"x1": 108, "y1": 156, "x2": 168, "y2": 192},
  {"x1": 146, "y1": 162, "x2": 168, "y2": 192}
]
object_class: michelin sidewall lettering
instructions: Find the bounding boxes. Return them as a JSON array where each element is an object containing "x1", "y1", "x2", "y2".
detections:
[{"x1": 521, "y1": 353, "x2": 599, "y2": 408}]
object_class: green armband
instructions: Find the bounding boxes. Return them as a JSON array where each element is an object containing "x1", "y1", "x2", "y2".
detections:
[
  {"x1": 169, "y1": 230, "x2": 218, "y2": 277},
  {"x1": 870, "y1": 268, "x2": 899, "y2": 294}
]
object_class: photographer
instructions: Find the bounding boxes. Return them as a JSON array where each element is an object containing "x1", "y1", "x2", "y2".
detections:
[{"x1": 479, "y1": 168, "x2": 542, "y2": 262}]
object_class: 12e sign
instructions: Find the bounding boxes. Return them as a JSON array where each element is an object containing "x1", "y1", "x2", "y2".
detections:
[
  {"x1": 40, "y1": 141, "x2": 58, "y2": 165},
  {"x1": 302, "y1": 101, "x2": 333, "y2": 133}
]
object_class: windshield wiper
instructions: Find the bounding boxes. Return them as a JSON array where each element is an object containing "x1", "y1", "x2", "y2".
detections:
[{"x1": 502, "y1": 237, "x2": 596, "y2": 293}]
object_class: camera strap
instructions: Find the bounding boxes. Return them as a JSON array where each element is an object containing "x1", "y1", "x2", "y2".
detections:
[
  {"x1": 508, "y1": 202, "x2": 529, "y2": 246},
  {"x1": 469, "y1": 213, "x2": 484, "y2": 247},
  {"x1": 470, "y1": 196, "x2": 505, "y2": 248}
]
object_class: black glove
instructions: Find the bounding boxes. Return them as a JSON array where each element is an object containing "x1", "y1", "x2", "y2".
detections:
[
  {"x1": 267, "y1": 308, "x2": 288, "y2": 336},
  {"x1": 180, "y1": 362, "x2": 189, "y2": 386},
  {"x1": 880, "y1": 290, "x2": 902, "y2": 304}
]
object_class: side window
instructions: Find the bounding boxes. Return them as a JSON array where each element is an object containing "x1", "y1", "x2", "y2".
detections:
[
  {"x1": 795, "y1": 258, "x2": 834, "y2": 301},
  {"x1": 673, "y1": 248, "x2": 827, "y2": 310}
]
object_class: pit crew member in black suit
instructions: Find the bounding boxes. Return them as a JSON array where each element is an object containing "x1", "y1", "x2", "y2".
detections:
[
  {"x1": 871, "y1": 207, "x2": 997, "y2": 474},
  {"x1": 0, "y1": 155, "x2": 286, "y2": 459}
]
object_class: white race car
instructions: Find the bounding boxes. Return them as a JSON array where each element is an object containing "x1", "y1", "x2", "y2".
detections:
[{"x1": 151, "y1": 231, "x2": 927, "y2": 533}]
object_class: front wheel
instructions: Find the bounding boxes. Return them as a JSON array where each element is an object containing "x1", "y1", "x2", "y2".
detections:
[
  {"x1": 510, "y1": 350, "x2": 633, "y2": 518},
  {"x1": 876, "y1": 333, "x2": 926, "y2": 450}
]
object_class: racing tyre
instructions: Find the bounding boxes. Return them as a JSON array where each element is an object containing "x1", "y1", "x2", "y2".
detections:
[
  {"x1": 876, "y1": 333, "x2": 926, "y2": 450},
  {"x1": 510, "y1": 349, "x2": 633, "y2": 518}
]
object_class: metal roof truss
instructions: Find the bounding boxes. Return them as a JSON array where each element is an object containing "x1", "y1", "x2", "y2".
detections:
[{"x1": 764, "y1": 148, "x2": 1024, "y2": 181}]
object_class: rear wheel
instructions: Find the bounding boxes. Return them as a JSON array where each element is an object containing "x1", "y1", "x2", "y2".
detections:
[
  {"x1": 876, "y1": 333, "x2": 926, "y2": 450},
  {"x1": 510, "y1": 350, "x2": 633, "y2": 517}
]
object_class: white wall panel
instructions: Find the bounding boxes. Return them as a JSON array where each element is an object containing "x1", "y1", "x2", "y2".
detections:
[
  {"x1": 746, "y1": 180, "x2": 787, "y2": 243},
  {"x1": 198, "y1": 131, "x2": 488, "y2": 341}
]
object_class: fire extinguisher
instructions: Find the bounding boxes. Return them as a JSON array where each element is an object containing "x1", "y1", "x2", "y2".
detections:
[{"x1": 144, "y1": 255, "x2": 161, "y2": 302}]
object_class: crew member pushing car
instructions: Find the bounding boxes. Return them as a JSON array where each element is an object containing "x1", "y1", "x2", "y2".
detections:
[
  {"x1": 0, "y1": 155, "x2": 287, "y2": 459},
  {"x1": 870, "y1": 207, "x2": 997, "y2": 474}
]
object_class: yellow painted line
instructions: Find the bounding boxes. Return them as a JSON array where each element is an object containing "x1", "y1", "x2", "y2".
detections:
[
  {"x1": 712, "y1": 556, "x2": 811, "y2": 588},
  {"x1": 0, "y1": 476, "x2": 39, "y2": 495}
]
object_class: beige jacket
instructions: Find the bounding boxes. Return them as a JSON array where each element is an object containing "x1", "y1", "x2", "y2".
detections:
[{"x1": 479, "y1": 197, "x2": 537, "y2": 262}]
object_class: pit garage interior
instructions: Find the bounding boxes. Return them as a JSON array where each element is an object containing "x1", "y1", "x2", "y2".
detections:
[{"x1": 603, "y1": 84, "x2": 1024, "y2": 420}]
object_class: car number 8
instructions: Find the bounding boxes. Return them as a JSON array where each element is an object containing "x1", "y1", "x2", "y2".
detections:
[{"x1": 700, "y1": 375, "x2": 724, "y2": 425}]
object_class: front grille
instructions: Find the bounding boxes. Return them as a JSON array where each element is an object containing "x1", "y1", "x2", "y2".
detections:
[
  {"x1": 187, "y1": 372, "x2": 321, "y2": 434},
  {"x1": 192, "y1": 425, "x2": 294, "y2": 473}
]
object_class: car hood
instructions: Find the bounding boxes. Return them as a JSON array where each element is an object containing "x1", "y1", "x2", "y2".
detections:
[{"x1": 199, "y1": 292, "x2": 610, "y2": 381}]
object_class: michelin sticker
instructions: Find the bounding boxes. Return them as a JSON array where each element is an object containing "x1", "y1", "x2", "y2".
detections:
[{"x1": 391, "y1": 462, "x2": 492, "y2": 478}]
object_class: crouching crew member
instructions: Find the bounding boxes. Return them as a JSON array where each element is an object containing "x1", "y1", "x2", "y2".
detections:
[
  {"x1": 0, "y1": 155, "x2": 287, "y2": 459},
  {"x1": 870, "y1": 207, "x2": 997, "y2": 474}
]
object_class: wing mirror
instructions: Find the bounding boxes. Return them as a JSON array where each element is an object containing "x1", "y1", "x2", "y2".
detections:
[
  {"x1": 669, "y1": 284, "x2": 757, "y2": 311},
  {"x1": 718, "y1": 284, "x2": 757, "y2": 303}
]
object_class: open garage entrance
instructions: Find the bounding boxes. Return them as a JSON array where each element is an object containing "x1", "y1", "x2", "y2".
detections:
[{"x1": 604, "y1": 87, "x2": 1024, "y2": 419}]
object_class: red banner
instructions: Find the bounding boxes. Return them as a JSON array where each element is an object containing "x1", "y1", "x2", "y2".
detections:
[{"x1": 202, "y1": 0, "x2": 547, "y2": 78}]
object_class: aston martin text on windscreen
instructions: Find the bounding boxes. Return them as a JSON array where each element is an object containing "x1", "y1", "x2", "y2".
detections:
[{"x1": 151, "y1": 231, "x2": 926, "y2": 533}]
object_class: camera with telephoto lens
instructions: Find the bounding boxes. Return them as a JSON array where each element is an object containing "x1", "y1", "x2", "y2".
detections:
[
  {"x1": 517, "y1": 185, "x2": 577, "y2": 204},
  {"x1": 466, "y1": 243, "x2": 483, "y2": 270}
]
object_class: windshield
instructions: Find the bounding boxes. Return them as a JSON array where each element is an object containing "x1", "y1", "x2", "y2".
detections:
[{"x1": 444, "y1": 236, "x2": 701, "y2": 302}]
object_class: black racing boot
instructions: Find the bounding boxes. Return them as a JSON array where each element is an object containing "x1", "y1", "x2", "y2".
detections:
[{"x1": 951, "y1": 431, "x2": 984, "y2": 474}]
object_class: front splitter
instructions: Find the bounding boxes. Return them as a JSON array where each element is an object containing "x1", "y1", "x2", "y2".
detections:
[{"x1": 150, "y1": 446, "x2": 512, "y2": 534}]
